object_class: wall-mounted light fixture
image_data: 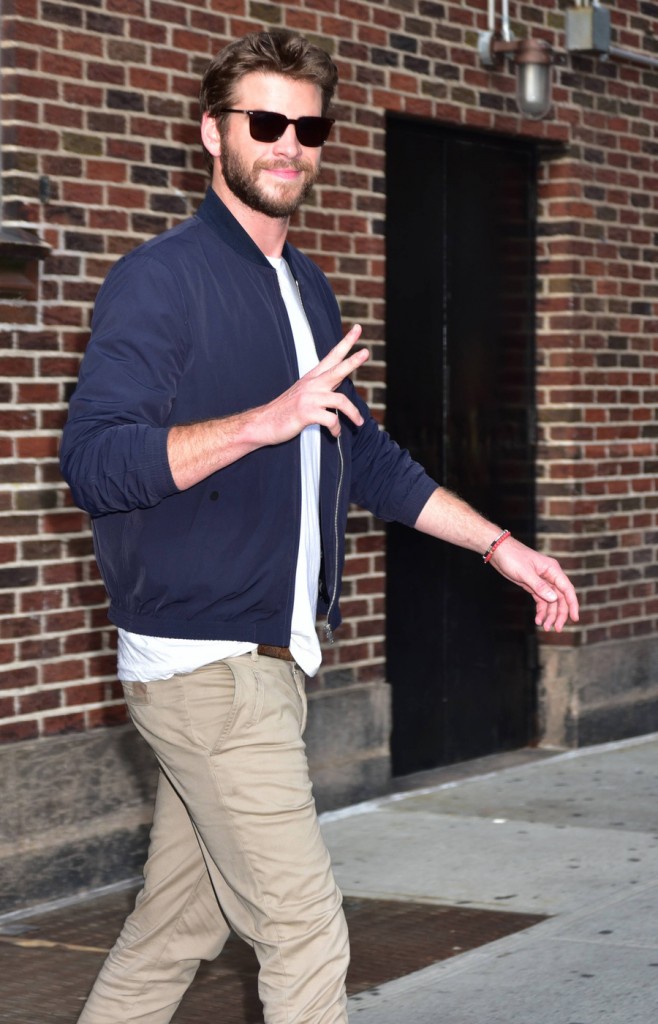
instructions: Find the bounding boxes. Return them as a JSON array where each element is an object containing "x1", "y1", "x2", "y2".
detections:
[
  {"x1": 478, "y1": 1, "x2": 554, "y2": 120},
  {"x1": 479, "y1": 30, "x2": 553, "y2": 120},
  {"x1": 513, "y1": 39, "x2": 554, "y2": 121},
  {"x1": 479, "y1": 2, "x2": 658, "y2": 122}
]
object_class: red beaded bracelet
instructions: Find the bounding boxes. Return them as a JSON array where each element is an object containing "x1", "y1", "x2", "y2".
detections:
[{"x1": 483, "y1": 529, "x2": 511, "y2": 564}]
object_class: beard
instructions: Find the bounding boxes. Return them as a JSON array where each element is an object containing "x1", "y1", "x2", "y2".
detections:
[{"x1": 219, "y1": 129, "x2": 319, "y2": 218}]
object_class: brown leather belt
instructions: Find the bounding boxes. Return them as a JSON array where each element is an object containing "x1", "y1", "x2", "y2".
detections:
[{"x1": 256, "y1": 644, "x2": 295, "y2": 663}]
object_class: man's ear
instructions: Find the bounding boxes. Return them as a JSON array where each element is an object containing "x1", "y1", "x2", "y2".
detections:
[{"x1": 200, "y1": 113, "x2": 221, "y2": 159}]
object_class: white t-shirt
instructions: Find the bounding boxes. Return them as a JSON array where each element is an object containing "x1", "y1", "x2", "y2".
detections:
[{"x1": 117, "y1": 256, "x2": 323, "y2": 680}]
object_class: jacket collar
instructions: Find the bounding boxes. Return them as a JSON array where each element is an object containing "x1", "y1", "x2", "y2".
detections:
[{"x1": 197, "y1": 187, "x2": 299, "y2": 273}]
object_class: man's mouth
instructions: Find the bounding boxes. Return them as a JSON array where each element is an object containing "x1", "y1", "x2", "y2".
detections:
[
  {"x1": 267, "y1": 167, "x2": 302, "y2": 180},
  {"x1": 256, "y1": 159, "x2": 313, "y2": 181}
]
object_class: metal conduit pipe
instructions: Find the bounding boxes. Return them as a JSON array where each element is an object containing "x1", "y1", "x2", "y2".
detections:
[
  {"x1": 607, "y1": 45, "x2": 658, "y2": 70},
  {"x1": 501, "y1": 0, "x2": 512, "y2": 43}
]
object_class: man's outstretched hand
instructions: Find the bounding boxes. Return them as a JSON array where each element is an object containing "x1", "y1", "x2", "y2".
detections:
[
  {"x1": 489, "y1": 536, "x2": 579, "y2": 632},
  {"x1": 414, "y1": 488, "x2": 579, "y2": 633}
]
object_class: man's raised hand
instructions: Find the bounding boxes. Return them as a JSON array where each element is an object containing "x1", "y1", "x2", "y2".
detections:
[
  {"x1": 167, "y1": 325, "x2": 369, "y2": 491},
  {"x1": 258, "y1": 324, "x2": 369, "y2": 444}
]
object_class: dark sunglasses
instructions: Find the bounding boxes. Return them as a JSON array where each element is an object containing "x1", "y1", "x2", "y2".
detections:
[{"x1": 219, "y1": 109, "x2": 335, "y2": 148}]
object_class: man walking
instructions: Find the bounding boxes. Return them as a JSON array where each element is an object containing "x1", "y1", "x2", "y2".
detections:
[{"x1": 60, "y1": 29, "x2": 579, "y2": 1024}]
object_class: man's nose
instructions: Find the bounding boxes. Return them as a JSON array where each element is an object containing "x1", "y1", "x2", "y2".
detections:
[{"x1": 273, "y1": 123, "x2": 302, "y2": 156}]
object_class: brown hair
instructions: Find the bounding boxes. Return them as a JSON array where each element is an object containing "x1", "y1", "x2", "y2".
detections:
[
  {"x1": 201, "y1": 30, "x2": 338, "y2": 116},
  {"x1": 199, "y1": 30, "x2": 338, "y2": 168}
]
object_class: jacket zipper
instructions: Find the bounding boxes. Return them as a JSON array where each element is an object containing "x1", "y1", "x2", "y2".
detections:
[
  {"x1": 293, "y1": 271, "x2": 342, "y2": 644},
  {"x1": 324, "y1": 430, "x2": 344, "y2": 644}
]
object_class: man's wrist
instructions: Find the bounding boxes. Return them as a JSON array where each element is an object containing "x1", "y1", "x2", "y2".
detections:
[{"x1": 483, "y1": 529, "x2": 511, "y2": 564}]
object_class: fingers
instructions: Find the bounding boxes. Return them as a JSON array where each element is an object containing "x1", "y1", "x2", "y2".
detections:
[
  {"x1": 297, "y1": 324, "x2": 369, "y2": 434},
  {"x1": 310, "y1": 324, "x2": 369, "y2": 388},
  {"x1": 537, "y1": 596, "x2": 570, "y2": 633},
  {"x1": 315, "y1": 389, "x2": 364, "y2": 433},
  {"x1": 264, "y1": 325, "x2": 368, "y2": 443},
  {"x1": 492, "y1": 541, "x2": 579, "y2": 633},
  {"x1": 533, "y1": 569, "x2": 579, "y2": 632},
  {"x1": 535, "y1": 596, "x2": 564, "y2": 632},
  {"x1": 318, "y1": 323, "x2": 363, "y2": 368}
]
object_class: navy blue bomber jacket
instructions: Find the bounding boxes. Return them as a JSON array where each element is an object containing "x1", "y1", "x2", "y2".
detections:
[{"x1": 60, "y1": 189, "x2": 438, "y2": 645}]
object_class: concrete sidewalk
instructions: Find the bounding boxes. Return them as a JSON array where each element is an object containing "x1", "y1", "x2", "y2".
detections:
[
  {"x1": 320, "y1": 732, "x2": 658, "y2": 1024},
  {"x1": 2, "y1": 733, "x2": 657, "y2": 1022}
]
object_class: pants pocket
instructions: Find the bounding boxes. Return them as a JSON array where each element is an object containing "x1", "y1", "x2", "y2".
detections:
[
  {"x1": 121, "y1": 679, "x2": 152, "y2": 706},
  {"x1": 122, "y1": 665, "x2": 241, "y2": 758},
  {"x1": 182, "y1": 661, "x2": 243, "y2": 756},
  {"x1": 292, "y1": 668, "x2": 308, "y2": 735}
]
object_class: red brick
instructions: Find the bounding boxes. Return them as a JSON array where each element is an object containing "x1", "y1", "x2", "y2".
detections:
[
  {"x1": 0, "y1": 720, "x2": 39, "y2": 742},
  {"x1": 64, "y1": 682, "x2": 107, "y2": 705},
  {"x1": 88, "y1": 704, "x2": 129, "y2": 729},
  {"x1": 0, "y1": 665, "x2": 37, "y2": 689},
  {"x1": 19, "y1": 689, "x2": 61, "y2": 714},
  {"x1": 42, "y1": 712, "x2": 86, "y2": 735}
]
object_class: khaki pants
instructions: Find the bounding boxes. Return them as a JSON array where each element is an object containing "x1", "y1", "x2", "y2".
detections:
[{"x1": 78, "y1": 652, "x2": 349, "y2": 1024}]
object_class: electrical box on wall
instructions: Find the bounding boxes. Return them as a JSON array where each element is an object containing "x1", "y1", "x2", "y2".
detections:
[{"x1": 565, "y1": 4, "x2": 612, "y2": 55}]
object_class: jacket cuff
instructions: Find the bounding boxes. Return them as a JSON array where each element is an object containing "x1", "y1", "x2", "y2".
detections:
[
  {"x1": 393, "y1": 474, "x2": 440, "y2": 530},
  {"x1": 146, "y1": 426, "x2": 179, "y2": 499}
]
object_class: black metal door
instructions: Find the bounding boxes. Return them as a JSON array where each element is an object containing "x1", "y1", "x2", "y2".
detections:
[{"x1": 385, "y1": 116, "x2": 538, "y2": 775}]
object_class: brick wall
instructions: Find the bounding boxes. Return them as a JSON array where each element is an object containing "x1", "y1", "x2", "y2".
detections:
[{"x1": 1, "y1": 0, "x2": 658, "y2": 748}]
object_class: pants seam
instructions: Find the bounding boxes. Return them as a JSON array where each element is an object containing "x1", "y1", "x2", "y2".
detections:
[{"x1": 203, "y1": 747, "x2": 293, "y2": 1022}]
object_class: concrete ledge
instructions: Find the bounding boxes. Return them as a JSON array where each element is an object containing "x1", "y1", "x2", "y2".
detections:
[
  {"x1": 307, "y1": 681, "x2": 392, "y2": 812},
  {"x1": 0, "y1": 725, "x2": 157, "y2": 914},
  {"x1": 576, "y1": 695, "x2": 658, "y2": 748},
  {"x1": 0, "y1": 824, "x2": 150, "y2": 915},
  {"x1": 539, "y1": 636, "x2": 658, "y2": 748}
]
